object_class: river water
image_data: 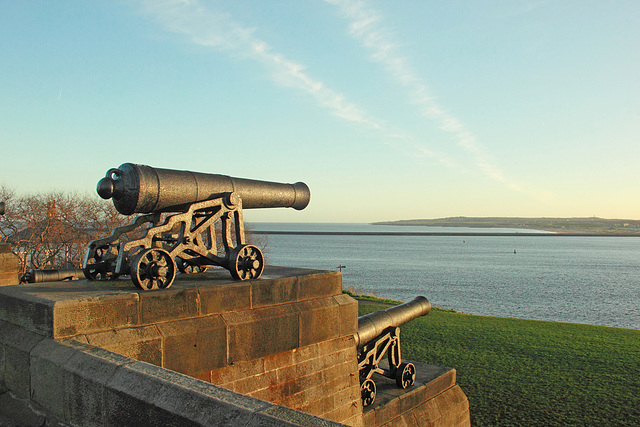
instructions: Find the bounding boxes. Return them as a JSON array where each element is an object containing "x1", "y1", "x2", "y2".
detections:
[{"x1": 248, "y1": 223, "x2": 640, "y2": 330}]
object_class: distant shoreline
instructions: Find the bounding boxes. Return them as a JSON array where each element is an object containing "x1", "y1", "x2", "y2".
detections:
[
  {"x1": 251, "y1": 230, "x2": 639, "y2": 237},
  {"x1": 371, "y1": 217, "x2": 640, "y2": 236}
]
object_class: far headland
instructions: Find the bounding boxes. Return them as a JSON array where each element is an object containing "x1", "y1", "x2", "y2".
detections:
[{"x1": 372, "y1": 217, "x2": 640, "y2": 236}]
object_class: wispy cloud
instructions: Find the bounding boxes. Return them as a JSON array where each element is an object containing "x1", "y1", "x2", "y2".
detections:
[
  {"x1": 139, "y1": 0, "x2": 385, "y2": 130},
  {"x1": 325, "y1": 0, "x2": 524, "y2": 192},
  {"x1": 138, "y1": 0, "x2": 460, "y2": 170}
]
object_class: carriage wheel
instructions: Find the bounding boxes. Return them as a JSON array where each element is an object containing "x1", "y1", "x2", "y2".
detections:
[
  {"x1": 131, "y1": 248, "x2": 176, "y2": 291},
  {"x1": 83, "y1": 245, "x2": 119, "y2": 280},
  {"x1": 229, "y1": 244, "x2": 264, "y2": 280},
  {"x1": 395, "y1": 362, "x2": 416, "y2": 389},
  {"x1": 360, "y1": 379, "x2": 377, "y2": 407}
]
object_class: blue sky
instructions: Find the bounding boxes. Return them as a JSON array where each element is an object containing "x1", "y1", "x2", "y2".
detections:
[{"x1": 1, "y1": 1, "x2": 638, "y2": 222}]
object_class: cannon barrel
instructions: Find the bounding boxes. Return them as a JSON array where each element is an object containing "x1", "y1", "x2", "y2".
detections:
[
  {"x1": 21, "y1": 269, "x2": 84, "y2": 283},
  {"x1": 355, "y1": 296, "x2": 431, "y2": 348},
  {"x1": 96, "y1": 163, "x2": 311, "y2": 215}
]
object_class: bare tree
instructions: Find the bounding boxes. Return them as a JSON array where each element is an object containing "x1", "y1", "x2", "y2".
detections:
[{"x1": 0, "y1": 187, "x2": 131, "y2": 273}]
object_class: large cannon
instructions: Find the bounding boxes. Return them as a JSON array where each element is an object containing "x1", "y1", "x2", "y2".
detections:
[
  {"x1": 355, "y1": 296, "x2": 431, "y2": 407},
  {"x1": 83, "y1": 163, "x2": 310, "y2": 290}
]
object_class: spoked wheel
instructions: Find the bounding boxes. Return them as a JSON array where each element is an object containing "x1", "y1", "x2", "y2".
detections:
[
  {"x1": 131, "y1": 248, "x2": 176, "y2": 291},
  {"x1": 360, "y1": 379, "x2": 377, "y2": 407},
  {"x1": 176, "y1": 258, "x2": 208, "y2": 274},
  {"x1": 83, "y1": 245, "x2": 119, "y2": 281},
  {"x1": 229, "y1": 244, "x2": 264, "y2": 280},
  {"x1": 395, "y1": 362, "x2": 416, "y2": 389}
]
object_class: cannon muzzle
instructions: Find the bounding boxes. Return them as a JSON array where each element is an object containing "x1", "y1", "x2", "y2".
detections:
[
  {"x1": 97, "y1": 163, "x2": 311, "y2": 215},
  {"x1": 355, "y1": 296, "x2": 431, "y2": 348}
]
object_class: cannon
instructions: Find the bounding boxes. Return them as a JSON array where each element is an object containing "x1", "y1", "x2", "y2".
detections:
[
  {"x1": 21, "y1": 268, "x2": 84, "y2": 283},
  {"x1": 355, "y1": 296, "x2": 431, "y2": 407},
  {"x1": 83, "y1": 163, "x2": 310, "y2": 290}
]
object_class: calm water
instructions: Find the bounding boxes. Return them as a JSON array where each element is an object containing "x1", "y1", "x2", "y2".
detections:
[{"x1": 249, "y1": 223, "x2": 640, "y2": 330}]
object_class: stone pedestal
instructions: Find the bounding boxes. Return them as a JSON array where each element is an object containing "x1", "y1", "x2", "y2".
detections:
[
  {"x1": 0, "y1": 265, "x2": 469, "y2": 426},
  {"x1": 363, "y1": 363, "x2": 470, "y2": 426}
]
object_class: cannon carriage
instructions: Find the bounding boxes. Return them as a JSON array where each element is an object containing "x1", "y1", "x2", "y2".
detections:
[{"x1": 83, "y1": 163, "x2": 310, "y2": 290}]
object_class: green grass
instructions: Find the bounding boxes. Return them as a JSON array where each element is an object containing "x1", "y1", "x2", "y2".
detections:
[{"x1": 357, "y1": 299, "x2": 640, "y2": 426}]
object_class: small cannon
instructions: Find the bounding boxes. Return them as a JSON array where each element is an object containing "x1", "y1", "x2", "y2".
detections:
[
  {"x1": 21, "y1": 268, "x2": 84, "y2": 284},
  {"x1": 355, "y1": 296, "x2": 431, "y2": 407},
  {"x1": 83, "y1": 163, "x2": 310, "y2": 290}
]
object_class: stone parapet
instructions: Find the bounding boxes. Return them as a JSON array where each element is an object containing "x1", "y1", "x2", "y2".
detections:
[
  {"x1": 0, "y1": 323, "x2": 344, "y2": 426},
  {"x1": 0, "y1": 265, "x2": 342, "y2": 338}
]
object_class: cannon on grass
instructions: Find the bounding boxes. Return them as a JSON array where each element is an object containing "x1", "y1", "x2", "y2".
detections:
[
  {"x1": 83, "y1": 163, "x2": 310, "y2": 291},
  {"x1": 355, "y1": 296, "x2": 431, "y2": 407}
]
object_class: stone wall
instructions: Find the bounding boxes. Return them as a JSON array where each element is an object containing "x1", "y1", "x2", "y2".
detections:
[
  {"x1": 0, "y1": 319, "x2": 343, "y2": 426},
  {"x1": 210, "y1": 334, "x2": 362, "y2": 425},
  {"x1": 0, "y1": 264, "x2": 470, "y2": 426},
  {"x1": 0, "y1": 266, "x2": 363, "y2": 426}
]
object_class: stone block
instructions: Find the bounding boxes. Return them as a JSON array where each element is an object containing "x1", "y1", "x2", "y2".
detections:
[
  {"x1": 53, "y1": 293, "x2": 139, "y2": 338},
  {"x1": 263, "y1": 348, "x2": 295, "y2": 372},
  {"x1": 85, "y1": 325, "x2": 162, "y2": 366},
  {"x1": 297, "y1": 297, "x2": 340, "y2": 347},
  {"x1": 0, "y1": 320, "x2": 45, "y2": 398},
  {"x1": 421, "y1": 367, "x2": 456, "y2": 401},
  {"x1": 247, "y1": 404, "x2": 343, "y2": 427},
  {"x1": 0, "y1": 288, "x2": 54, "y2": 336},
  {"x1": 434, "y1": 385, "x2": 469, "y2": 427},
  {"x1": 105, "y1": 361, "x2": 274, "y2": 426},
  {"x1": 210, "y1": 357, "x2": 267, "y2": 386},
  {"x1": 334, "y1": 293, "x2": 358, "y2": 336},
  {"x1": 156, "y1": 315, "x2": 227, "y2": 375},
  {"x1": 223, "y1": 305, "x2": 299, "y2": 364},
  {"x1": 233, "y1": 371, "x2": 277, "y2": 395},
  {"x1": 292, "y1": 340, "x2": 322, "y2": 364},
  {"x1": 397, "y1": 384, "x2": 428, "y2": 416},
  {"x1": 138, "y1": 287, "x2": 199, "y2": 324},
  {"x1": 297, "y1": 271, "x2": 342, "y2": 301},
  {"x1": 0, "y1": 248, "x2": 19, "y2": 286},
  {"x1": 199, "y1": 282, "x2": 251, "y2": 315},
  {"x1": 29, "y1": 338, "x2": 78, "y2": 419},
  {"x1": 251, "y1": 275, "x2": 298, "y2": 308},
  {"x1": 63, "y1": 341, "x2": 133, "y2": 426}
]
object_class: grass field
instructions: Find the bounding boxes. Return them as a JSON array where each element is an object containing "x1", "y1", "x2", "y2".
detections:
[{"x1": 357, "y1": 298, "x2": 640, "y2": 426}]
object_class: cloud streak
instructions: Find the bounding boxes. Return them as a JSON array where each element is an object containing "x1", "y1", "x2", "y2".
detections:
[
  {"x1": 139, "y1": 0, "x2": 385, "y2": 130},
  {"x1": 325, "y1": 0, "x2": 524, "y2": 192},
  {"x1": 138, "y1": 0, "x2": 457, "y2": 170}
]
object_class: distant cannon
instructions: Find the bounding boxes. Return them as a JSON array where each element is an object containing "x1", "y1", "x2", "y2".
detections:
[
  {"x1": 21, "y1": 268, "x2": 84, "y2": 284},
  {"x1": 83, "y1": 163, "x2": 310, "y2": 290},
  {"x1": 355, "y1": 296, "x2": 431, "y2": 407}
]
